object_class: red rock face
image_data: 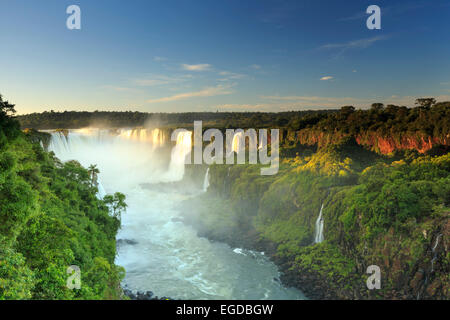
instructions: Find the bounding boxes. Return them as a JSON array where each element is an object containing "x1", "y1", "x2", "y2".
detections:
[
  {"x1": 356, "y1": 134, "x2": 449, "y2": 154},
  {"x1": 293, "y1": 129, "x2": 450, "y2": 154}
]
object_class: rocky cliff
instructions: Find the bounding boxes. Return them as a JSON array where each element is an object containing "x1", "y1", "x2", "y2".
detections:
[
  {"x1": 180, "y1": 148, "x2": 450, "y2": 300},
  {"x1": 282, "y1": 129, "x2": 450, "y2": 155}
]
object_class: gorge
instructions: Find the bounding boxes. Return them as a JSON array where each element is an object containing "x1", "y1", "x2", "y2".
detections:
[
  {"x1": 3, "y1": 102, "x2": 448, "y2": 300},
  {"x1": 46, "y1": 128, "x2": 306, "y2": 299}
]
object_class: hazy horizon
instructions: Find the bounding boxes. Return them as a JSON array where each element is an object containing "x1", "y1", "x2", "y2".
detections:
[{"x1": 1, "y1": 0, "x2": 450, "y2": 114}]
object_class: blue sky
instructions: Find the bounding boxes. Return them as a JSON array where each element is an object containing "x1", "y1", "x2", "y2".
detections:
[{"x1": 1, "y1": 0, "x2": 449, "y2": 114}]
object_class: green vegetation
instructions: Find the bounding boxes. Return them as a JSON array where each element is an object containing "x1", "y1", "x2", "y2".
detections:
[
  {"x1": 0, "y1": 95, "x2": 125, "y2": 300},
  {"x1": 5, "y1": 93, "x2": 450, "y2": 299},
  {"x1": 17, "y1": 110, "x2": 334, "y2": 130},
  {"x1": 289, "y1": 99, "x2": 449, "y2": 135},
  {"x1": 183, "y1": 128, "x2": 449, "y2": 299},
  {"x1": 17, "y1": 98, "x2": 449, "y2": 144}
]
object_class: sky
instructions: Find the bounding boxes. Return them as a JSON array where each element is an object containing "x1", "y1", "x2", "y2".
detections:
[{"x1": 1, "y1": 0, "x2": 450, "y2": 114}]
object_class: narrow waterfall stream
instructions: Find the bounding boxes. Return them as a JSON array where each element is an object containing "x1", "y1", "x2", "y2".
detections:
[
  {"x1": 314, "y1": 204, "x2": 324, "y2": 244},
  {"x1": 48, "y1": 128, "x2": 306, "y2": 300},
  {"x1": 203, "y1": 168, "x2": 210, "y2": 192}
]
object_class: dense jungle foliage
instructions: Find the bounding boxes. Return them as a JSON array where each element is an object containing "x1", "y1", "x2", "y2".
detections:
[
  {"x1": 0, "y1": 95, "x2": 125, "y2": 299},
  {"x1": 183, "y1": 133, "x2": 450, "y2": 299},
  {"x1": 6, "y1": 94, "x2": 450, "y2": 299}
]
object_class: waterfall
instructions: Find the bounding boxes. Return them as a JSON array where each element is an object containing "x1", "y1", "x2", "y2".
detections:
[
  {"x1": 47, "y1": 128, "x2": 180, "y2": 188},
  {"x1": 314, "y1": 204, "x2": 324, "y2": 243},
  {"x1": 231, "y1": 132, "x2": 244, "y2": 154},
  {"x1": 45, "y1": 127, "x2": 307, "y2": 300},
  {"x1": 166, "y1": 131, "x2": 192, "y2": 181},
  {"x1": 48, "y1": 131, "x2": 70, "y2": 154},
  {"x1": 203, "y1": 167, "x2": 210, "y2": 192},
  {"x1": 431, "y1": 234, "x2": 443, "y2": 272},
  {"x1": 151, "y1": 128, "x2": 165, "y2": 149},
  {"x1": 96, "y1": 177, "x2": 107, "y2": 199},
  {"x1": 115, "y1": 128, "x2": 165, "y2": 149},
  {"x1": 418, "y1": 233, "x2": 444, "y2": 299}
]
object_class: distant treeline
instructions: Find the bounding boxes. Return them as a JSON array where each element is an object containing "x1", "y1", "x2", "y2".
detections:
[
  {"x1": 16, "y1": 99, "x2": 450, "y2": 139},
  {"x1": 17, "y1": 110, "x2": 337, "y2": 130},
  {"x1": 295, "y1": 100, "x2": 450, "y2": 137}
]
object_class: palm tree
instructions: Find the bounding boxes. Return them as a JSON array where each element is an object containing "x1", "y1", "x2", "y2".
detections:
[{"x1": 87, "y1": 164, "x2": 100, "y2": 187}]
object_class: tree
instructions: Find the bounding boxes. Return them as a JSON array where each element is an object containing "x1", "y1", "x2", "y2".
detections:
[
  {"x1": 0, "y1": 94, "x2": 20, "y2": 142},
  {"x1": 415, "y1": 98, "x2": 436, "y2": 109},
  {"x1": 371, "y1": 103, "x2": 384, "y2": 111},
  {"x1": 103, "y1": 192, "x2": 127, "y2": 223},
  {"x1": 0, "y1": 94, "x2": 16, "y2": 115},
  {"x1": 87, "y1": 164, "x2": 100, "y2": 187},
  {"x1": 340, "y1": 106, "x2": 355, "y2": 114}
]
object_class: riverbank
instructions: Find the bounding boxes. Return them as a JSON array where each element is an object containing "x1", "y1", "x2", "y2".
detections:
[
  {"x1": 179, "y1": 150, "x2": 450, "y2": 300},
  {"x1": 179, "y1": 196, "x2": 332, "y2": 299},
  {"x1": 122, "y1": 288, "x2": 173, "y2": 300}
]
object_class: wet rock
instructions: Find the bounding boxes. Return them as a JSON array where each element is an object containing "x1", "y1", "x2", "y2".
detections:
[
  {"x1": 117, "y1": 239, "x2": 138, "y2": 246},
  {"x1": 136, "y1": 291, "x2": 154, "y2": 300},
  {"x1": 123, "y1": 288, "x2": 136, "y2": 299},
  {"x1": 123, "y1": 288, "x2": 173, "y2": 300}
]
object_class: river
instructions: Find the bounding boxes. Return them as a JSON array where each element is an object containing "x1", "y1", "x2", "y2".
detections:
[{"x1": 48, "y1": 128, "x2": 306, "y2": 300}]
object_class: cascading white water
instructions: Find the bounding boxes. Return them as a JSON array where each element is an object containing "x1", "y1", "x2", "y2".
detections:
[
  {"x1": 47, "y1": 128, "x2": 306, "y2": 300},
  {"x1": 231, "y1": 132, "x2": 244, "y2": 153},
  {"x1": 48, "y1": 131, "x2": 70, "y2": 154},
  {"x1": 166, "y1": 131, "x2": 192, "y2": 181},
  {"x1": 116, "y1": 128, "x2": 165, "y2": 147},
  {"x1": 151, "y1": 128, "x2": 165, "y2": 150},
  {"x1": 47, "y1": 128, "x2": 170, "y2": 188},
  {"x1": 314, "y1": 204, "x2": 324, "y2": 243},
  {"x1": 96, "y1": 177, "x2": 107, "y2": 199},
  {"x1": 203, "y1": 167, "x2": 210, "y2": 192},
  {"x1": 431, "y1": 234, "x2": 443, "y2": 272}
]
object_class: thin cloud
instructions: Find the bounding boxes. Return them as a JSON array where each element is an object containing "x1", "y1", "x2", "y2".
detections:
[
  {"x1": 321, "y1": 36, "x2": 388, "y2": 50},
  {"x1": 146, "y1": 84, "x2": 233, "y2": 103},
  {"x1": 217, "y1": 71, "x2": 245, "y2": 81},
  {"x1": 250, "y1": 64, "x2": 262, "y2": 70},
  {"x1": 319, "y1": 36, "x2": 389, "y2": 59},
  {"x1": 181, "y1": 63, "x2": 212, "y2": 71},
  {"x1": 133, "y1": 74, "x2": 186, "y2": 87},
  {"x1": 338, "y1": 11, "x2": 367, "y2": 22},
  {"x1": 153, "y1": 56, "x2": 167, "y2": 62},
  {"x1": 320, "y1": 76, "x2": 333, "y2": 81},
  {"x1": 214, "y1": 104, "x2": 269, "y2": 111},
  {"x1": 101, "y1": 85, "x2": 141, "y2": 93}
]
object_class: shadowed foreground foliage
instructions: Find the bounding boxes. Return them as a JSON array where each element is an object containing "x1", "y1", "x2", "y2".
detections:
[{"x1": 0, "y1": 96, "x2": 125, "y2": 299}]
